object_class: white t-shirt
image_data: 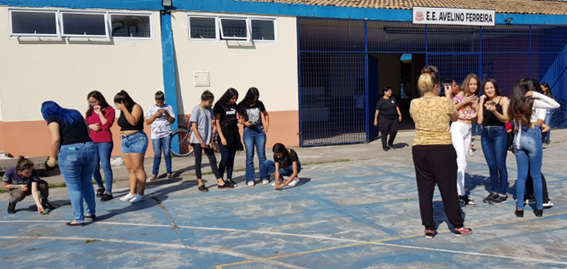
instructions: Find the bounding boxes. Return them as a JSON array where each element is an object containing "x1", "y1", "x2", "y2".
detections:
[{"x1": 146, "y1": 104, "x2": 175, "y2": 139}]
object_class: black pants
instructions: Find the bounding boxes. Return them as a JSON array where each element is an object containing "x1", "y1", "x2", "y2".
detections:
[
  {"x1": 379, "y1": 117, "x2": 399, "y2": 149},
  {"x1": 412, "y1": 145, "x2": 464, "y2": 230},
  {"x1": 218, "y1": 143, "x2": 238, "y2": 180},
  {"x1": 192, "y1": 143, "x2": 222, "y2": 180},
  {"x1": 526, "y1": 171, "x2": 549, "y2": 199}
]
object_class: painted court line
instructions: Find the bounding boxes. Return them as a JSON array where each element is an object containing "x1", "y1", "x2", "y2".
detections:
[
  {"x1": 2, "y1": 210, "x2": 567, "y2": 268},
  {"x1": 0, "y1": 235, "x2": 308, "y2": 269}
]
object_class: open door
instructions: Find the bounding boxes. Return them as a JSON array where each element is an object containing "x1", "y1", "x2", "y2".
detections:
[{"x1": 367, "y1": 55, "x2": 379, "y2": 141}]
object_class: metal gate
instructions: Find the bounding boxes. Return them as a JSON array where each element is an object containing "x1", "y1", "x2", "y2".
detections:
[{"x1": 298, "y1": 18, "x2": 567, "y2": 146}]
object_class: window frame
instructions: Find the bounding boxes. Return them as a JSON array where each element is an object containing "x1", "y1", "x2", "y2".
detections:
[
  {"x1": 60, "y1": 11, "x2": 109, "y2": 38},
  {"x1": 109, "y1": 12, "x2": 154, "y2": 40},
  {"x1": 218, "y1": 16, "x2": 250, "y2": 41},
  {"x1": 250, "y1": 17, "x2": 277, "y2": 42},
  {"x1": 187, "y1": 13, "x2": 277, "y2": 43},
  {"x1": 188, "y1": 15, "x2": 219, "y2": 41},
  {"x1": 8, "y1": 9, "x2": 61, "y2": 38}
]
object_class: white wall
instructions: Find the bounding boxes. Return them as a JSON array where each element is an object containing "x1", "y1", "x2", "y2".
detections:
[
  {"x1": 171, "y1": 11, "x2": 298, "y2": 115},
  {"x1": 0, "y1": 7, "x2": 164, "y2": 122}
]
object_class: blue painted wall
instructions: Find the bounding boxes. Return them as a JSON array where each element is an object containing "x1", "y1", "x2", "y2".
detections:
[{"x1": 2, "y1": 0, "x2": 567, "y2": 25}]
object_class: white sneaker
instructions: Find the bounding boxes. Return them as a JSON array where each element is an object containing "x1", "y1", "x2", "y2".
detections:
[
  {"x1": 468, "y1": 149, "x2": 474, "y2": 156},
  {"x1": 288, "y1": 177, "x2": 300, "y2": 187},
  {"x1": 129, "y1": 194, "x2": 144, "y2": 203},
  {"x1": 270, "y1": 181, "x2": 276, "y2": 186},
  {"x1": 262, "y1": 179, "x2": 270, "y2": 185},
  {"x1": 247, "y1": 181, "x2": 255, "y2": 186},
  {"x1": 120, "y1": 192, "x2": 135, "y2": 202}
]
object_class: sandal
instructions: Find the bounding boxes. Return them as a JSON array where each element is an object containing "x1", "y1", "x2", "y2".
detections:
[
  {"x1": 167, "y1": 174, "x2": 174, "y2": 179},
  {"x1": 85, "y1": 214, "x2": 97, "y2": 220},
  {"x1": 66, "y1": 221, "x2": 85, "y2": 227},
  {"x1": 146, "y1": 175, "x2": 157, "y2": 182}
]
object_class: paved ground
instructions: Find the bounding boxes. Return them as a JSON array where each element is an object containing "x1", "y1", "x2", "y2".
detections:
[{"x1": 1, "y1": 129, "x2": 567, "y2": 268}]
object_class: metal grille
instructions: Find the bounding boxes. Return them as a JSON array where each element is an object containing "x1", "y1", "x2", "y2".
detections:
[
  {"x1": 300, "y1": 52, "x2": 366, "y2": 146},
  {"x1": 298, "y1": 18, "x2": 567, "y2": 146}
]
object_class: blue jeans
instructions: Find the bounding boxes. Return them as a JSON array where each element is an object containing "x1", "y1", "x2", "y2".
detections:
[
  {"x1": 243, "y1": 126, "x2": 269, "y2": 182},
  {"x1": 151, "y1": 135, "x2": 172, "y2": 176},
  {"x1": 543, "y1": 110, "x2": 553, "y2": 143},
  {"x1": 121, "y1": 131, "x2": 148, "y2": 154},
  {"x1": 514, "y1": 125, "x2": 544, "y2": 210},
  {"x1": 219, "y1": 143, "x2": 237, "y2": 180},
  {"x1": 93, "y1": 142, "x2": 114, "y2": 194},
  {"x1": 265, "y1": 160, "x2": 301, "y2": 177},
  {"x1": 481, "y1": 126, "x2": 508, "y2": 195},
  {"x1": 58, "y1": 142, "x2": 97, "y2": 222}
]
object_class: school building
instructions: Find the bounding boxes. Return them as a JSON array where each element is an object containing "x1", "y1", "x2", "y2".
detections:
[{"x1": 0, "y1": 0, "x2": 566, "y2": 157}]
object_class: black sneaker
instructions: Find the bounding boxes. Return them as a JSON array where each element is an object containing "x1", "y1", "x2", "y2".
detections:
[
  {"x1": 383, "y1": 147, "x2": 389, "y2": 152},
  {"x1": 198, "y1": 185, "x2": 209, "y2": 192},
  {"x1": 543, "y1": 197, "x2": 553, "y2": 209},
  {"x1": 41, "y1": 198, "x2": 55, "y2": 210},
  {"x1": 218, "y1": 181, "x2": 235, "y2": 189},
  {"x1": 489, "y1": 194, "x2": 507, "y2": 204},
  {"x1": 483, "y1": 193, "x2": 498, "y2": 203},
  {"x1": 100, "y1": 193, "x2": 114, "y2": 202},
  {"x1": 388, "y1": 144, "x2": 395, "y2": 150},
  {"x1": 7, "y1": 203, "x2": 16, "y2": 214},
  {"x1": 534, "y1": 209, "x2": 543, "y2": 217},
  {"x1": 96, "y1": 188, "x2": 105, "y2": 198},
  {"x1": 227, "y1": 179, "x2": 238, "y2": 187},
  {"x1": 459, "y1": 195, "x2": 476, "y2": 206}
]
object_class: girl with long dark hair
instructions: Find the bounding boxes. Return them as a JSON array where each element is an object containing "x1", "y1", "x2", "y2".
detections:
[
  {"x1": 477, "y1": 79, "x2": 509, "y2": 204},
  {"x1": 214, "y1": 88, "x2": 243, "y2": 187},
  {"x1": 114, "y1": 90, "x2": 148, "y2": 203},
  {"x1": 85, "y1": 90, "x2": 115, "y2": 201},
  {"x1": 508, "y1": 78, "x2": 559, "y2": 217},
  {"x1": 451, "y1": 73, "x2": 480, "y2": 206},
  {"x1": 410, "y1": 66, "x2": 472, "y2": 238},
  {"x1": 238, "y1": 87, "x2": 270, "y2": 186},
  {"x1": 43, "y1": 101, "x2": 97, "y2": 226},
  {"x1": 265, "y1": 143, "x2": 301, "y2": 190}
]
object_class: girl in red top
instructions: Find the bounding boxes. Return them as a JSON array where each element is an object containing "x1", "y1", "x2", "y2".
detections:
[{"x1": 85, "y1": 91, "x2": 115, "y2": 202}]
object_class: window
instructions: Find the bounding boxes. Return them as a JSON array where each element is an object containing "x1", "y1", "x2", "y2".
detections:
[
  {"x1": 189, "y1": 17, "x2": 216, "y2": 39},
  {"x1": 61, "y1": 13, "x2": 107, "y2": 37},
  {"x1": 188, "y1": 14, "x2": 277, "y2": 42},
  {"x1": 251, "y1": 19, "x2": 275, "y2": 41},
  {"x1": 10, "y1": 10, "x2": 58, "y2": 36},
  {"x1": 219, "y1": 18, "x2": 248, "y2": 40},
  {"x1": 111, "y1": 14, "x2": 151, "y2": 38}
]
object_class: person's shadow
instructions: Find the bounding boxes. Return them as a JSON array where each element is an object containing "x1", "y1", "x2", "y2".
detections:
[
  {"x1": 94, "y1": 177, "x2": 199, "y2": 222},
  {"x1": 432, "y1": 200, "x2": 467, "y2": 232}
]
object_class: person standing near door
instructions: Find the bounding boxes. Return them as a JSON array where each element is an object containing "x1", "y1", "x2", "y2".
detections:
[{"x1": 374, "y1": 86, "x2": 402, "y2": 152}]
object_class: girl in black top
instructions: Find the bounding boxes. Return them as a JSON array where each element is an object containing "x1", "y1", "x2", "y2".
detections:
[
  {"x1": 42, "y1": 101, "x2": 97, "y2": 226},
  {"x1": 374, "y1": 86, "x2": 402, "y2": 152},
  {"x1": 477, "y1": 78, "x2": 510, "y2": 204},
  {"x1": 114, "y1": 90, "x2": 148, "y2": 203},
  {"x1": 214, "y1": 88, "x2": 244, "y2": 187},
  {"x1": 264, "y1": 143, "x2": 301, "y2": 190}
]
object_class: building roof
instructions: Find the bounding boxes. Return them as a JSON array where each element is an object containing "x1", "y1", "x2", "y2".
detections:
[{"x1": 237, "y1": 0, "x2": 567, "y2": 15}]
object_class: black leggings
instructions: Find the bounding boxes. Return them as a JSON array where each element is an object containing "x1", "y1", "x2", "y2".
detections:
[
  {"x1": 192, "y1": 143, "x2": 222, "y2": 180},
  {"x1": 379, "y1": 117, "x2": 399, "y2": 148},
  {"x1": 412, "y1": 145, "x2": 464, "y2": 230}
]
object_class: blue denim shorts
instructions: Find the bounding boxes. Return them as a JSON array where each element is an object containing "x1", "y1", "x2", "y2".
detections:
[{"x1": 121, "y1": 132, "x2": 148, "y2": 154}]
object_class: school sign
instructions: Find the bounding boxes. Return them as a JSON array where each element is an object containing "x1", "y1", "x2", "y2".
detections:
[{"x1": 413, "y1": 7, "x2": 495, "y2": 26}]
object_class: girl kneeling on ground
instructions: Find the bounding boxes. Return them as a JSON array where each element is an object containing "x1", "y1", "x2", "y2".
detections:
[{"x1": 265, "y1": 143, "x2": 301, "y2": 190}]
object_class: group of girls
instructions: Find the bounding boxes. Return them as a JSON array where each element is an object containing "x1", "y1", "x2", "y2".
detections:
[
  {"x1": 410, "y1": 66, "x2": 559, "y2": 238},
  {"x1": 191, "y1": 87, "x2": 300, "y2": 192},
  {"x1": 38, "y1": 87, "x2": 301, "y2": 226}
]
